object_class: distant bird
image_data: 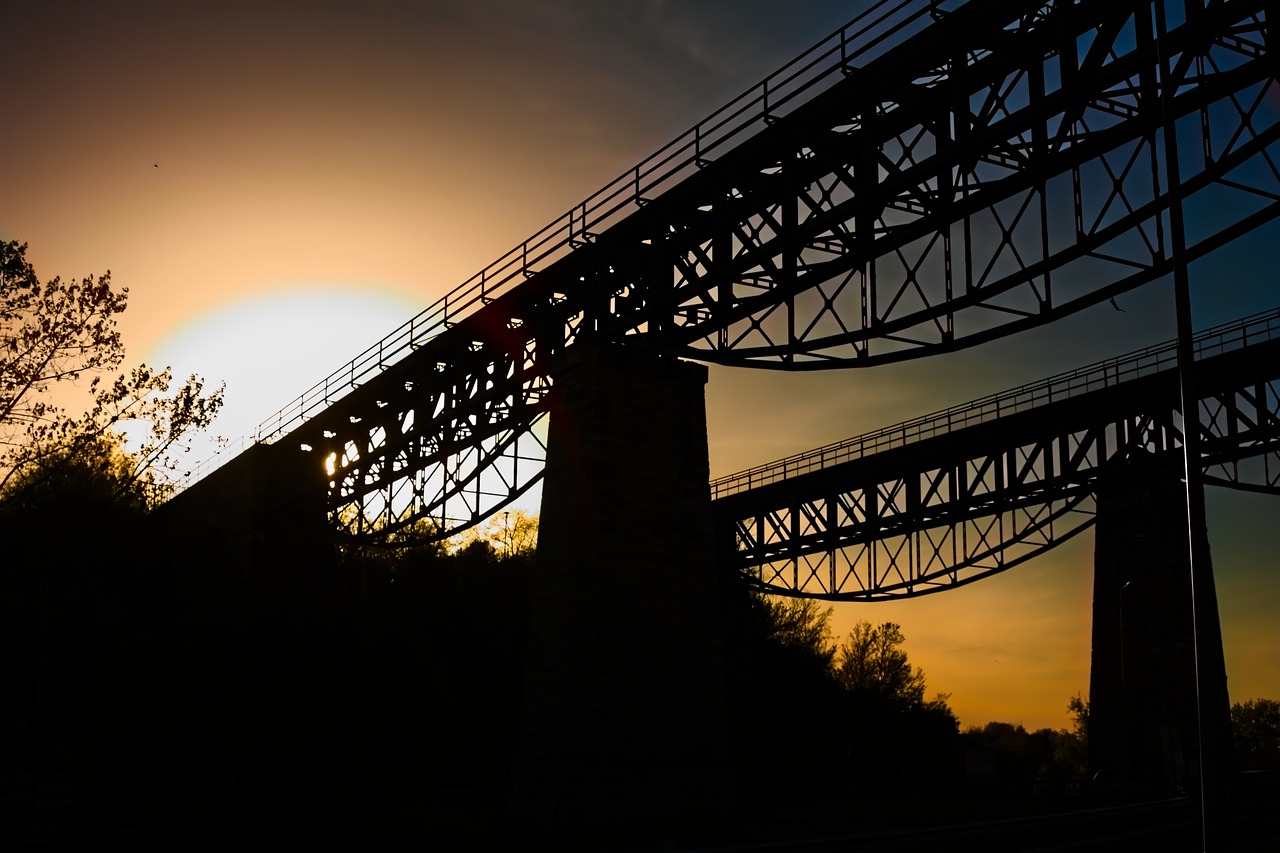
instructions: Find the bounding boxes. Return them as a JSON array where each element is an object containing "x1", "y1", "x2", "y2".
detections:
[
  {"x1": 1108, "y1": 296, "x2": 1125, "y2": 312},
  {"x1": 154, "y1": 164, "x2": 158, "y2": 168}
]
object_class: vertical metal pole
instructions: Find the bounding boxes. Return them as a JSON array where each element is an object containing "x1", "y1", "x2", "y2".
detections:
[{"x1": 1154, "y1": 2, "x2": 1222, "y2": 848}]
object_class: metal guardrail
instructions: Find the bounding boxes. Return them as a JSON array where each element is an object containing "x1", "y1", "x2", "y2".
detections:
[
  {"x1": 177, "y1": 434, "x2": 254, "y2": 488},
  {"x1": 710, "y1": 306, "x2": 1280, "y2": 499}
]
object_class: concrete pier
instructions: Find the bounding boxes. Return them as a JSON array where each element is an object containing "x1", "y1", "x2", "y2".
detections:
[
  {"x1": 512, "y1": 341, "x2": 730, "y2": 823},
  {"x1": 1088, "y1": 461, "x2": 1232, "y2": 798}
]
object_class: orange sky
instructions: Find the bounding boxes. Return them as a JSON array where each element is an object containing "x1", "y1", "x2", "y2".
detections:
[{"x1": 4, "y1": 0, "x2": 1277, "y2": 731}]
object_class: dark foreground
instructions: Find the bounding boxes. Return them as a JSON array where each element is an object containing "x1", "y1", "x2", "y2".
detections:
[{"x1": 3, "y1": 788, "x2": 1278, "y2": 851}]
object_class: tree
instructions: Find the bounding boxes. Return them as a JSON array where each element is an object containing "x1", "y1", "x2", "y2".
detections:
[
  {"x1": 2, "y1": 432, "x2": 150, "y2": 513},
  {"x1": 1052, "y1": 692, "x2": 1089, "y2": 777},
  {"x1": 447, "y1": 509, "x2": 539, "y2": 559},
  {"x1": 0, "y1": 240, "x2": 223, "y2": 503},
  {"x1": 496, "y1": 509, "x2": 539, "y2": 558},
  {"x1": 759, "y1": 596, "x2": 836, "y2": 663},
  {"x1": 727, "y1": 593, "x2": 838, "y2": 691},
  {"x1": 717, "y1": 593, "x2": 962, "y2": 799},
  {"x1": 830, "y1": 620, "x2": 958, "y2": 793},
  {"x1": 1232, "y1": 697, "x2": 1280, "y2": 771},
  {"x1": 835, "y1": 620, "x2": 951, "y2": 712}
]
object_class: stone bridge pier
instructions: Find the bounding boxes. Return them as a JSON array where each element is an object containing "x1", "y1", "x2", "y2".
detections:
[
  {"x1": 511, "y1": 341, "x2": 730, "y2": 824},
  {"x1": 1088, "y1": 461, "x2": 1233, "y2": 799}
]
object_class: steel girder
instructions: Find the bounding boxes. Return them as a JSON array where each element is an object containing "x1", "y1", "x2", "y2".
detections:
[
  {"x1": 1200, "y1": 345, "x2": 1280, "y2": 492},
  {"x1": 247, "y1": 0, "x2": 1277, "y2": 540},
  {"x1": 596, "y1": 0, "x2": 1280, "y2": 366},
  {"x1": 287, "y1": 258, "x2": 639, "y2": 539},
  {"x1": 712, "y1": 309, "x2": 1280, "y2": 599}
]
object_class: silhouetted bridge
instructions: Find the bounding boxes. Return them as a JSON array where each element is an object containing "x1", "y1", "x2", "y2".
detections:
[
  {"x1": 714, "y1": 306, "x2": 1280, "y2": 599},
  {"x1": 164, "y1": 0, "x2": 1278, "y2": 824},
  {"x1": 178, "y1": 0, "x2": 1277, "y2": 542}
]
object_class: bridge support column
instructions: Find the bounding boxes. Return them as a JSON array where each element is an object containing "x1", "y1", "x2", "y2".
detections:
[
  {"x1": 1088, "y1": 462, "x2": 1232, "y2": 799},
  {"x1": 513, "y1": 341, "x2": 729, "y2": 824},
  {"x1": 157, "y1": 441, "x2": 333, "y2": 599}
]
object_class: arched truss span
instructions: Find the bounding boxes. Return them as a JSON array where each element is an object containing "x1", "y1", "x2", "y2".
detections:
[
  {"x1": 713, "y1": 313, "x2": 1280, "y2": 600},
  {"x1": 294, "y1": 289, "x2": 568, "y2": 540},
  {"x1": 743, "y1": 488, "x2": 1100, "y2": 602}
]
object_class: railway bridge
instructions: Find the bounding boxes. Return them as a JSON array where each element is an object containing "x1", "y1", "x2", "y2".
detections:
[{"x1": 163, "y1": 0, "x2": 1279, "y2": 822}]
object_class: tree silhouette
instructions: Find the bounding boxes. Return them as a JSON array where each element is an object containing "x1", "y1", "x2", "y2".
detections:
[
  {"x1": 834, "y1": 620, "x2": 957, "y2": 721},
  {"x1": 756, "y1": 595, "x2": 838, "y2": 670},
  {"x1": 718, "y1": 588, "x2": 962, "y2": 803},
  {"x1": 835, "y1": 621, "x2": 928, "y2": 706},
  {"x1": 961, "y1": 694, "x2": 1091, "y2": 798},
  {"x1": 1232, "y1": 697, "x2": 1280, "y2": 771},
  {"x1": 1054, "y1": 692, "x2": 1090, "y2": 779},
  {"x1": 448, "y1": 508, "x2": 539, "y2": 559},
  {"x1": 1, "y1": 432, "x2": 149, "y2": 514},
  {"x1": 0, "y1": 240, "x2": 223, "y2": 503}
]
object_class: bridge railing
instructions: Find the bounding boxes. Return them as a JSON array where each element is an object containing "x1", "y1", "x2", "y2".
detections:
[
  {"x1": 710, "y1": 306, "x2": 1280, "y2": 499},
  {"x1": 248, "y1": 0, "x2": 965, "y2": 447},
  {"x1": 175, "y1": 434, "x2": 255, "y2": 489}
]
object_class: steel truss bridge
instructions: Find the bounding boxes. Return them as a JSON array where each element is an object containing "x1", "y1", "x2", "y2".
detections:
[
  {"x1": 181, "y1": 0, "x2": 1279, "y2": 550},
  {"x1": 713, "y1": 307, "x2": 1280, "y2": 600}
]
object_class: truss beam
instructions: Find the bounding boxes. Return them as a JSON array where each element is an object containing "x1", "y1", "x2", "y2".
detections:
[{"x1": 714, "y1": 328, "x2": 1280, "y2": 599}]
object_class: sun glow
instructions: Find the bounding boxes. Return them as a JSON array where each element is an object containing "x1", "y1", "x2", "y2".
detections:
[{"x1": 146, "y1": 286, "x2": 422, "y2": 471}]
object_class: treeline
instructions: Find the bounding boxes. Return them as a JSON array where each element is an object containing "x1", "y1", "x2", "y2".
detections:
[
  {"x1": 718, "y1": 589, "x2": 1098, "y2": 815},
  {"x1": 961, "y1": 700, "x2": 1088, "y2": 801},
  {"x1": 2, "y1": 482, "x2": 545, "y2": 844},
  {"x1": 720, "y1": 592, "x2": 961, "y2": 808},
  {"x1": 6, "y1": 468, "x2": 1279, "y2": 845},
  {"x1": 1233, "y1": 698, "x2": 1280, "y2": 773},
  {"x1": 0, "y1": 460, "x2": 1052, "y2": 843}
]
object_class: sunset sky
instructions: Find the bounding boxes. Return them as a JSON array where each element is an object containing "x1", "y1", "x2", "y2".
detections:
[{"x1": 4, "y1": 0, "x2": 1277, "y2": 731}]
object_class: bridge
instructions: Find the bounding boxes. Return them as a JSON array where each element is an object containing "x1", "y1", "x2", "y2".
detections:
[
  {"x1": 162, "y1": 0, "x2": 1278, "y2": 826},
  {"x1": 714, "y1": 306, "x2": 1280, "y2": 599}
]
